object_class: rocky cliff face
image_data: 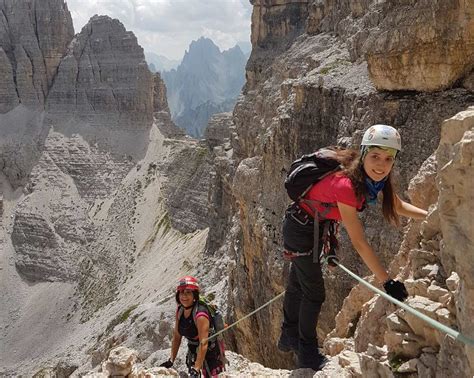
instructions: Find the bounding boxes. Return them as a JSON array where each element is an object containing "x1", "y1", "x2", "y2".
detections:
[
  {"x1": 162, "y1": 37, "x2": 247, "y2": 137},
  {"x1": 325, "y1": 108, "x2": 474, "y2": 377},
  {"x1": 0, "y1": 0, "x2": 74, "y2": 112},
  {"x1": 4, "y1": 13, "x2": 155, "y2": 291},
  {"x1": 2, "y1": 0, "x2": 473, "y2": 376},
  {"x1": 46, "y1": 15, "x2": 153, "y2": 158},
  {"x1": 152, "y1": 72, "x2": 184, "y2": 138},
  {"x1": 209, "y1": 0, "x2": 474, "y2": 370},
  {"x1": 0, "y1": 0, "x2": 74, "y2": 188},
  {"x1": 0, "y1": 2, "x2": 215, "y2": 375}
]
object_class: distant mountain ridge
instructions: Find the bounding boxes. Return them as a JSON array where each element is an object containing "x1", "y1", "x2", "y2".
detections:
[
  {"x1": 162, "y1": 37, "x2": 246, "y2": 138},
  {"x1": 145, "y1": 52, "x2": 180, "y2": 72}
]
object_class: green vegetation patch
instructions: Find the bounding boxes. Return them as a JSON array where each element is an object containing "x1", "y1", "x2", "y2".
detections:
[
  {"x1": 105, "y1": 304, "x2": 138, "y2": 334},
  {"x1": 319, "y1": 58, "x2": 351, "y2": 75}
]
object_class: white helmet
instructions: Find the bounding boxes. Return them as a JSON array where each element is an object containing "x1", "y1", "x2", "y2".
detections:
[{"x1": 361, "y1": 124, "x2": 401, "y2": 151}]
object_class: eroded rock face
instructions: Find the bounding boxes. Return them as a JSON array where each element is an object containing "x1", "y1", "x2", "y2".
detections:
[
  {"x1": 304, "y1": 0, "x2": 474, "y2": 91},
  {"x1": 0, "y1": 0, "x2": 74, "y2": 112},
  {"x1": 437, "y1": 109, "x2": 474, "y2": 374},
  {"x1": 364, "y1": 0, "x2": 474, "y2": 91},
  {"x1": 46, "y1": 15, "x2": 153, "y2": 159},
  {"x1": 153, "y1": 73, "x2": 184, "y2": 138},
  {"x1": 251, "y1": 0, "x2": 310, "y2": 48},
  {"x1": 3, "y1": 12, "x2": 157, "y2": 288},
  {"x1": 160, "y1": 140, "x2": 213, "y2": 234},
  {"x1": 0, "y1": 0, "x2": 74, "y2": 187},
  {"x1": 213, "y1": 0, "x2": 474, "y2": 369},
  {"x1": 204, "y1": 112, "x2": 233, "y2": 149}
]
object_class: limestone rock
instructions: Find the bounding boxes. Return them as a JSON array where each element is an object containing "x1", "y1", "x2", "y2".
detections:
[
  {"x1": 204, "y1": 112, "x2": 234, "y2": 149},
  {"x1": 463, "y1": 69, "x2": 474, "y2": 91},
  {"x1": 384, "y1": 331, "x2": 424, "y2": 359},
  {"x1": 0, "y1": 105, "x2": 49, "y2": 188},
  {"x1": 365, "y1": 1, "x2": 474, "y2": 91},
  {"x1": 12, "y1": 212, "x2": 72, "y2": 282},
  {"x1": 324, "y1": 337, "x2": 354, "y2": 357},
  {"x1": 0, "y1": 48, "x2": 20, "y2": 113},
  {"x1": 153, "y1": 73, "x2": 184, "y2": 139},
  {"x1": 436, "y1": 107, "x2": 474, "y2": 170},
  {"x1": 436, "y1": 108, "x2": 474, "y2": 373},
  {"x1": 153, "y1": 72, "x2": 171, "y2": 115},
  {"x1": 102, "y1": 346, "x2": 138, "y2": 376},
  {"x1": 46, "y1": 15, "x2": 153, "y2": 159},
  {"x1": 419, "y1": 264, "x2": 440, "y2": 280},
  {"x1": 417, "y1": 351, "x2": 437, "y2": 378},
  {"x1": 436, "y1": 336, "x2": 471, "y2": 377},
  {"x1": 359, "y1": 353, "x2": 393, "y2": 378},
  {"x1": 404, "y1": 278, "x2": 430, "y2": 297},
  {"x1": 206, "y1": 172, "x2": 235, "y2": 258},
  {"x1": 338, "y1": 350, "x2": 361, "y2": 374},
  {"x1": 420, "y1": 207, "x2": 441, "y2": 244},
  {"x1": 409, "y1": 249, "x2": 438, "y2": 271},
  {"x1": 399, "y1": 296, "x2": 443, "y2": 346},
  {"x1": 446, "y1": 271, "x2": 460, "y2": 293},
  {"x1": 251, "y1": 0, "x2": 310, "y2": 49},
  {"x1": 386, "y1": 313, "x2": 411, "y2": 334},
  {"x1": 226, "y1": 0, "x2": 474, "y2": 369},
  {"x1": 397, "y1": 358, "x2": 418, "y2": 373},
  {"x1": 427, "y1": 283, "x2": 449, "y2": 303},
  {"x1": 160, "y1": 140, "x2": 212, "y2": 234},
  {"x1": 407, "y1": 154, "x2": 438, "y2": 209},
  {"x1": 354, "y1": 296, "x2": 387, "y2": 352},
  {"x1": 32, "y1": 361, "x2": 78, "y2": 377},
  {"x1": 0, "y1": 0, "x2": 74, "y2": 112}
]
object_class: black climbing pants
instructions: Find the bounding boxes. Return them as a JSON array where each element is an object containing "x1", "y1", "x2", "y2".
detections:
[
  {"x1": 282, "y1": 255, "x2": 326, "y2": 344},
  {"x1": 281, "y1": 210, "x2": 326, "y2": 345}
]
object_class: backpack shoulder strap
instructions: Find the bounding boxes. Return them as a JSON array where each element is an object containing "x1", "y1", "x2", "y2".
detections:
[
  {"x1": 192, "y1": 303, "x2": 211, "y2": 322},
  {"x1": 177, "y1": 305, "x2": 184, "y2": 320}
]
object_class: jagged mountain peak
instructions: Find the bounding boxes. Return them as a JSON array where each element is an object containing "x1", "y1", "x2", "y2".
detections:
[
  {"x1": 180, "y1": 36, "x2": 221, "y2": 68},
  {"x1": 162, "y1": 36, "x2": 246, "y2": 138},
  {"x1": 223, "y1": 44, "x2": 244, "y2": 57},
  {"x1": 188, "y1": 36, "x2": 220, "y2": 51}
]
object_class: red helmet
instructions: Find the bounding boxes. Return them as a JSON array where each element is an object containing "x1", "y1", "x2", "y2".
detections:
[{"x1": 176, "y1": 276, "x2": 200, "y2": 292}]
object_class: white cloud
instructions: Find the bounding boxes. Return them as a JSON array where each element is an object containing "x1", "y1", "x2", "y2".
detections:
[{"x1": 66, "y1": 0, "x2": 252, "y2": 60}]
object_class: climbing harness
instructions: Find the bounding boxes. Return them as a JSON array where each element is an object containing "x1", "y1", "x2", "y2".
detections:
[{"x1": 283, "y1": 201, "x2": 339, "y2": 263}]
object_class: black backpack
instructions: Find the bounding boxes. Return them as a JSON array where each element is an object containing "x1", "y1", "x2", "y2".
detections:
[{"x1": 284, "y1": 147, "x2": 342, "y2": 202}]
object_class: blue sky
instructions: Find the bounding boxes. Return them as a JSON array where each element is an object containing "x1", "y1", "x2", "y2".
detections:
[{"x1": 66, "y1": 0, "x2": 253, "y2": 60}]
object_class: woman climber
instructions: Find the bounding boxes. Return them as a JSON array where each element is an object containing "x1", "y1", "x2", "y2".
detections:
[
  {"x1": 278, "y1": 124, "x2": 428, "y2": 371},
  {"x1": 160, "y1": 276, "x2": 225, "y2": 377}
]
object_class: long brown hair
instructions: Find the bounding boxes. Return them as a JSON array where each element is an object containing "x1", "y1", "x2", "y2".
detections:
[{"x1": 334, "y1": 148, "x2": 399, "y2": 225}]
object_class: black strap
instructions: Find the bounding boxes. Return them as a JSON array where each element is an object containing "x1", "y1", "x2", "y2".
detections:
[
  {"x1": 313, "y1": 209, "x2": 320, "y2": 263},
  {"x1": 297, "y1": 199, "x2": 334, "y2": 263}
]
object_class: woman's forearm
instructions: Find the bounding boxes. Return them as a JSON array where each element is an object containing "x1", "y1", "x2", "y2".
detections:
[
  {"x1": 195, "y1": 342, "x2": 208, "y2": 370},
  {"x1": 396, "y1": 197, "x2": 428, "y2": 219},
  {"x1": 338, "y1": 202, "x2": 390, "y2": 283},
  {"x1": 353, "y1": 239, "x2": 390, "y2": 283},
  {"x1": 170, "y1": 333, "x2": 181, "y2": 362}
]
